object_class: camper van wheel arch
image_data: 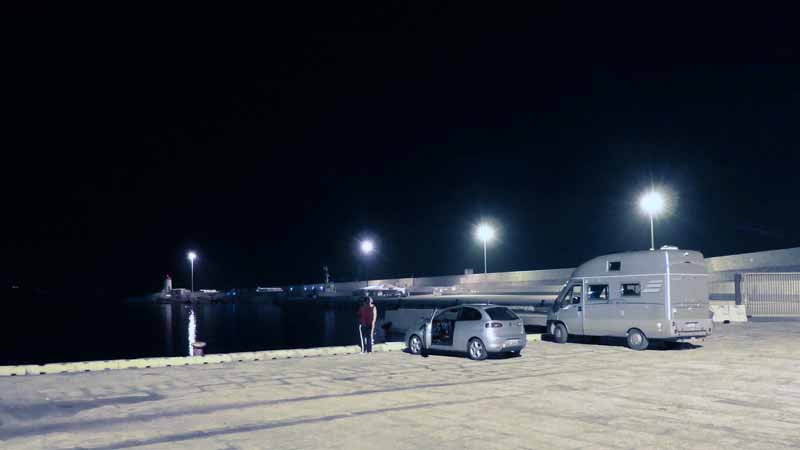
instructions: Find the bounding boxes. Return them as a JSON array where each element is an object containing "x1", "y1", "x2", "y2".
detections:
[
  {"x1": 552, "y1": 322, "x2": 568, "y2": 344},
  {"x1": 626, "y1": 328, "x2": 649, "y2": 351}
]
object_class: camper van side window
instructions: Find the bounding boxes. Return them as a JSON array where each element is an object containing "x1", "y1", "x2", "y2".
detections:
[
  {"x1": 621, "y1": 283, "x2": 641, "y2": 297},
  {"x1": 587, "y1": 284, "x2": 609, "y2": 301},
  {"x1": 607, "y1": 261, "x2": 621, "y2": 271}
]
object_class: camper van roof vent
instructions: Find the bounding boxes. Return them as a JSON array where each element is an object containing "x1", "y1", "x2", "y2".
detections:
[{"x1": 659, "y1": 245, "x2": 679, "y2": 250}]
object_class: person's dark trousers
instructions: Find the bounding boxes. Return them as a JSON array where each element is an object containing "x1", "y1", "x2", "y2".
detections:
[{"x1": 359, "y1": 324, "x2": 373, "y2": 352}]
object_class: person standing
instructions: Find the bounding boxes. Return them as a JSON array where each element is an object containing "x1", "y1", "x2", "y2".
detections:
[{"x1": 357, "y1": 296, "x2": 377, "y2": 353}]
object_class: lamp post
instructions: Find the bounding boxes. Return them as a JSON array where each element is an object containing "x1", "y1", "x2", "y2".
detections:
[
  {"x1": 359, "y1": 240, "x2": 374, "y2": 287},
  {"x1": 639, "y1": 190, "x2": 665, "y2": 251},
  {"x1": 475, "y1": 223, "x2": 496, "y2": 274},
  {"x1": 187, "y1": 251, "x2": 197, "y2": 292}
]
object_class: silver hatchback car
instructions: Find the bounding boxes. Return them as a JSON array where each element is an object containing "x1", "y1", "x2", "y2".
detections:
[{"x1": 405, "y1": 304, "x2": 527, "y2": 360}]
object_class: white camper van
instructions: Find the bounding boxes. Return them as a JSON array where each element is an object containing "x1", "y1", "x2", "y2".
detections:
[{"x1": 547, "y1": 247, "x2": 713, "y2": 350}]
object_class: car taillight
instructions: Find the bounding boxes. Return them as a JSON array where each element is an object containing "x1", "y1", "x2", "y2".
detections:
[{"x1": 485, "y1": 322, "x2": 503, "y2": 328}]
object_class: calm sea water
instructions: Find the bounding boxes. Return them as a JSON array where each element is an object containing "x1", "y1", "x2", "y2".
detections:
[{"x1": 1, "y1": 298, "x2": 397, "y2": 365}]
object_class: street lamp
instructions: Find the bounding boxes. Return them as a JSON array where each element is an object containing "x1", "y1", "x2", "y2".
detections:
[
  {"x1": 639, "y1": 190, "x2": 665, "y2": 251},
  {"x1": 475, "y1": 223, "x2": 496, "y2": 274},
  {"x1": 187, "y1": 251, "x2": 197, "y2": 292},
  {"x1": 359, "y1": 240, "x2": 374, "y2": 287},
  {"x1": 360, "y1": 240, "x2": 374, "y2": 255}
]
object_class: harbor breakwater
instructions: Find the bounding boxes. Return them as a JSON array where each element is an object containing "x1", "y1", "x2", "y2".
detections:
[{"x1": 289, "y1": 247, "x2": 800, "y2": 304}]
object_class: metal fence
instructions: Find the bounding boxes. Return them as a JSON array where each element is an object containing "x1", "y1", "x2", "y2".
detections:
[{"x1": 742, "y1": 273, "x2": 800, "y2": 317}]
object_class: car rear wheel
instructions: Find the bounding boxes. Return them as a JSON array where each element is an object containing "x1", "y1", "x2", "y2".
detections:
[
  {"x1": 553, "y1": 322, "x2": 568, "y2": 344},
  {"x1": 408, "y1": 335, "x2": 423, "y2": 355},
  {"x1": 627, "y1": 328, "x2": 649, "y2": 350},
  {"x1": 467, "y1": 338, "x2": 487, "y2": 361}
]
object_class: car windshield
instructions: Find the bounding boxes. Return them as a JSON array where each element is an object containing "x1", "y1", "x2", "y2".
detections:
[{"x1": 485, "y1": 307, "x2": 518, "y2": 320}]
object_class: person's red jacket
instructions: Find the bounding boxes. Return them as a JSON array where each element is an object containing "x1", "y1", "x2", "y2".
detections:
[{"x1": 357, "y1": 304, "x2": 374, "y2": 326}]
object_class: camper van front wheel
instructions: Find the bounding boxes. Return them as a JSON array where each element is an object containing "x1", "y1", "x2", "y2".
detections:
[
  {"x1": 626, "y1": 329, "x2": 649, "y2": 351},
  {"x1": 553, "y1": 323, "x2": 568, "y2": 344}
]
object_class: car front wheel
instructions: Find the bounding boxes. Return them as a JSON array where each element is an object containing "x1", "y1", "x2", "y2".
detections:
[{"x1": 408, "y1": 334, "x2": 423, "y2": 355}]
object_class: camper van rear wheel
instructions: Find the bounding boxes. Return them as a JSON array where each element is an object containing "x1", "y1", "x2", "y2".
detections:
[
  {"x1": 626, "y1": 329, "x2": 649, "y2": 351},
  {"x1": 553, "y1": 323, "x2": 568, "y2": 344}
]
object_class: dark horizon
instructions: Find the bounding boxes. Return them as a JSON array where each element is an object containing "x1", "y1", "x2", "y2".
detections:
[{"x1": 4, "y1": 5, "x2": 800, "y2": 296}]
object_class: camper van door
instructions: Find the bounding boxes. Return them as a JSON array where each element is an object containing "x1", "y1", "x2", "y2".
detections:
[{"x1": 558, "y1": 281, "x2": 584, "y2": 335}]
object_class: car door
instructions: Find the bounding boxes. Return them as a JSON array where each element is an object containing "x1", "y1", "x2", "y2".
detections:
[
  {"x1": 455, "y1": 306, "x2": 483, "y2": 351},
  {"x1": 424, "y1": 314, "x2": 433, "y2": 349},
  {"x1": 556, "y1": 281, "x2": 584, "y2": 335},
  {"x1": 430, "y1": 307, "x2": 460, "y2": 350}
]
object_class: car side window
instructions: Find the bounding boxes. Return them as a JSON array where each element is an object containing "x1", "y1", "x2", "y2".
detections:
[
  {"x1": 588, "y1": 284, "x2": 609, "y2": 302},
  {"x1": 458, "y1": 307, "x2": 482, "y2": 321},
  {"x1": 435, "y1": 308, "x2": 460, "y2": 321}
]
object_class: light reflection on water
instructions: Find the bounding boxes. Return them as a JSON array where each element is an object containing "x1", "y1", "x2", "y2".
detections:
[
  {"x1": 324, "y1": 309, "x2": 336, "y2": 343},
  {"x1": 168, "y1": 302, "x2": 367, "y2": 356},
  {"x1": 188, "y1": 308, "x2": 196, "y2": 356},
  {"x1": 0, "y1": 300, "x2": 394, "y2": 365}
]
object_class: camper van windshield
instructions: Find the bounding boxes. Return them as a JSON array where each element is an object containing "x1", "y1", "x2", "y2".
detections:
[{"x1": 560, "y1": 284, "x2": 582, "y2": 308}]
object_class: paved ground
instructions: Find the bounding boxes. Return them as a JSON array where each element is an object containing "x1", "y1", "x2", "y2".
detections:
[{"x1": 1, "y1": 321, "x2": 799, "y2": 450}]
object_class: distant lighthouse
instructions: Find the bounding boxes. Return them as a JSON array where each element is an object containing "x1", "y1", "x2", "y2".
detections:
[{"x1": 164, "y1": 274, "x2": 173, "y2": 292}]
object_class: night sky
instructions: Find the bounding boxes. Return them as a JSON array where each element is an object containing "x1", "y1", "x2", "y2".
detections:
[{"x1": 4, "y1": 5, "x2": 800, "y2": 295}]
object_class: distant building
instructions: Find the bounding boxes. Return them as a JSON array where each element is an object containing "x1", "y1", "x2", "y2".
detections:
[
  {"x1": 353, "y1": 284, "x2": 408, "y2": 298},
  {"x1": 256, "y1": 287, "x2": 284, "y2": 293}
]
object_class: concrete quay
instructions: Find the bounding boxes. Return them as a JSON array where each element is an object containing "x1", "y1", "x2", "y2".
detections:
[{"x1": 1, "y1": 323, "x2": 799, "y2": 449}]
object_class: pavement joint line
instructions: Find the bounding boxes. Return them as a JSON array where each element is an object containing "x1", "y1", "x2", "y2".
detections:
[{"x1": 49, "y1": 392, "x2": 522, "y2": 450}]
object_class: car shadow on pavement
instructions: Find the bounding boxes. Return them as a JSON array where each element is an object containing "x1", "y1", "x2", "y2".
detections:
[{"x1": 402, "y1": 348, "x2": 523, "y2": 360}]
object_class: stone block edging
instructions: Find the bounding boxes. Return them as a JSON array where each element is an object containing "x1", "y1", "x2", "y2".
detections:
[
  {"x1": 0, "y1": 341, "x2": 408, "y2": 377},
  {"x1": 0, "y1": 336, "x2": 543, "y2": 377}
]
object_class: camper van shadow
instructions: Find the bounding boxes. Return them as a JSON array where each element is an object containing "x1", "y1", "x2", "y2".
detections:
[{"x1": 540, "y1": 333, "x2": 703, "y2": 351}]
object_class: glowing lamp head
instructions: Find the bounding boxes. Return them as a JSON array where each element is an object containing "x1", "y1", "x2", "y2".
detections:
[
  {"x1": 639, "y1": 191, "x2": 665, "y2": 216},
  {"x1": 360, "y1": 240, "x2": 374, "y2": 255},
  {"x1": 475, "y1": 223, "x2": 496, "y2": 243},
  {"x1": 187, "y1": 251, "x2": 197, "y2": 262}
]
